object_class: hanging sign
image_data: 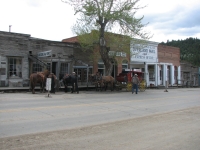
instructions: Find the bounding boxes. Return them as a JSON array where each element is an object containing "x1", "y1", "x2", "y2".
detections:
[{"x1": 38, "y1": 50, "x2": 52, "y2": 57}]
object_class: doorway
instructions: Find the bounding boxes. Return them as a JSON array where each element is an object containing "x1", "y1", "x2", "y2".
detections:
[{"x1": 52, "y1": 62, "x2": 57, "y2": 75}]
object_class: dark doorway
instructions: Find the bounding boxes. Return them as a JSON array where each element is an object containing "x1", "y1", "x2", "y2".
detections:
[
  {"x1": 111, "y1": 63, "x2": 117, "y2": 79},
  {"x1": 52, "y1": 62, "x2": 57, "y2": 74}
]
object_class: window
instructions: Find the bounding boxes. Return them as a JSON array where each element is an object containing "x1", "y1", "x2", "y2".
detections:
[
  {"x1": 108, "y1": 51, "x2": 115, "y2": 56},
  {"x1": 121, "y1": 52, "x2": 127, "y2": 57},
  {"x1": 122, "y1": 60, "x2": 128, "y2": 69},
  {"x1": 148, "y1": 65, "x2": 155, "y2": 81},
  {"x1": 98, "y1": 59, "x2": 105, "y2": 75},
  {"x1": 8, "y1": 57, "x2": 22, "y2": 77},
  {"x1": 98, "y1": 64, "x2": 105, "y2": 68},
  {"x1": 73, "y1": 68, "x2": 92, "y2": 82},
  {"x1": 160, "y1": 70, "x2": 163, "y2": 80},
  {"x1": 149, "y1": 71, "x2": 155, "y2": 81},
  {"x1": 116, "y1": 52, "x2": 127, "y2": 57},
  {"x1": 116, "y1": 52, "x2": 121, "y2": 56},
  {"x1": 60, "y1": 63, "x2": 68, "y2": 79},
  {"x1": 33, "y1": 63, "x2": 42, "y2": 73}
]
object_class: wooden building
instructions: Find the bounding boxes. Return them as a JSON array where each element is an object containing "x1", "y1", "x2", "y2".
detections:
[{"x1": 0, "y1": 31, "x2": 76, "y2": 87}]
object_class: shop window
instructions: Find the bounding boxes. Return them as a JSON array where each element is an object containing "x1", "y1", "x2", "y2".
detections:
[
  {"x1": 73, "y1": 68, "x2": 92, "y2": 82},
  {"x1": 149, "y1": 71, "x2": 155, "y2": 81},
  {"x1": 8, "y1": 57, "x2": 22, "y2": 77},
  {"x1": 83, "y1": 68, "x2": 92, "y2": 81},
  {"x1": 33, "y1": 63, "x2": 42, "y2": 73},
  {"x1": 60, "y1": 63, "x2": 68, "y2": 79}
]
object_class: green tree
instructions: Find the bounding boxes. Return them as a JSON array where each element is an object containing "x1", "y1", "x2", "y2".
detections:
[
  {"x1": 161, "y1": 37, "x2": 200, "y2": 66},
  {"x1": 62, "y1": 0, "x2": 151, "y2": 75}
]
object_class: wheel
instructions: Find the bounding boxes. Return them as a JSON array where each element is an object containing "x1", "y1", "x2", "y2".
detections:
[
  {"x1": 126, "y1": 82, "x2": 132, "y2": 92},
  {"x1": 115, "y1": 81, "x2": 122, "y2": 91},
  {"x1": 139, "y1": 79, "x2": 146, "y2": 92}
]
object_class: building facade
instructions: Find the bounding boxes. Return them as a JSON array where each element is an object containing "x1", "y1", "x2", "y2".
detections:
[
  {"x1": 180, "y1": 61, "x2": 199, "y2": 86},
  {"x1": 0, "y1": 31, "x2": 76, "y2": 87},
  {"x1": 1, "y1": 30, "x2": 198, "y2": 88},
  {"x1": 62, "y1": 36, "x2": 130, "y2": 78},
  {"x1": 130, "y1": 41, "x2": 181, "y2": 87}
]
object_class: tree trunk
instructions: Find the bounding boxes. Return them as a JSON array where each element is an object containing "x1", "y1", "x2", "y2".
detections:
[
  {"x1": 99, "y1": 46, "x2": 113, "y2": 76},
  {"x1": 99, "y1": 22, "x2": 113, "y2": 76},
  {"x1": 105, "y1": 61, "x2": 113, "y2": 75}
]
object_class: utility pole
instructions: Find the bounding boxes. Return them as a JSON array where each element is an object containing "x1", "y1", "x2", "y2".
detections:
[{"x1": 9, "y1": 25, "x2": 12, "y2": 32}]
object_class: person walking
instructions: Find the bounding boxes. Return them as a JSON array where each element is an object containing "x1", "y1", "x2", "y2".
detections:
[
  {"x1": 71, "y1": 72, "x2": 79, "y2": 94},
  {"x1": 132, "y1": 74, "x2": 140, "y2": 94},
  {"x1": 63, "y1": 73, "x2": 70, "y2": 93},
  {"x1": 49, "y1": 73, "x2": 56, "y2": 94}
]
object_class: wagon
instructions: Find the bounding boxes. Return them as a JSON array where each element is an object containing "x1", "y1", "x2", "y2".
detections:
[{"x1": 115, "y1": 70, "x2": 146, "y2": 92}]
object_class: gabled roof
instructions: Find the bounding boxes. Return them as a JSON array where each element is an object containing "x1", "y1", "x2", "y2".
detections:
[{"x1": 62, "y1": 36, "x2": 78, "y2": 43}]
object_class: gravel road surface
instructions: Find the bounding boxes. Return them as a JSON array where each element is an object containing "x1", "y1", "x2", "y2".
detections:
[{"x1": 1, "y1": 106, "x2": 200, "y2": 150}]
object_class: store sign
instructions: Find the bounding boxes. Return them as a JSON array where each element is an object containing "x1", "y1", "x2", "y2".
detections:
[
  {"x1": 38, "y1": 50, "x2": 52, "y2": 57},
  {"x1": 131, "y1": 43, "x2": 158, "y2": 62},
  {"x1": 46, "y1": 78, "x2": 51, "y2": 91}
]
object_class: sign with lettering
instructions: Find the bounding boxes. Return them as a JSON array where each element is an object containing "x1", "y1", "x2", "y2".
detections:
[
  {"x1": 131, "y1": 44, "x2": 158, "y2": 62},
  {"x1": 46, "y1": 78, "x2": 51, "y2": 91},
  {"x1": 38, "y1": 50, "x2": 52, "y2": 57}
]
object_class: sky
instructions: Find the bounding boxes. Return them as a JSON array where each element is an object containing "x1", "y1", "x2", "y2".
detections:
[{"x1": 0, "y1": 0, "x2": 200, "y2": 43}]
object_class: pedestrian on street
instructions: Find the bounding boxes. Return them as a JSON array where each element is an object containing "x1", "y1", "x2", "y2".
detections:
[
  {"x1": 71, "y1": 72, "x2": 79, "y2": 94},
  {"x1": 49, "y1": 73, "x2": 56, "y2": 94},
  {"x1": 63, "y1": 73, "x2": 70, "y2": 93},
  {"x1": 132, "y1": 74, "x2": 140, "y2": 94}
]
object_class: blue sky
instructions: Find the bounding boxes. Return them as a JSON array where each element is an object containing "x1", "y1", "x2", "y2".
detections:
[{"x1": 0, "y1": 0, "x2": 199, "y2": 43}]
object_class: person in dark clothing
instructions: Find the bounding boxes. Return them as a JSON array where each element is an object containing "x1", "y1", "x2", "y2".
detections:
[
  {"x1": 71, "y1": 72, "x2": 79, "y2": 94},
  {"x1": 49, "y1": 73, "x2": 56, "y2": 93},
  {"x1": 132, "y1": 74, "x2": 140, "y2": 94},
  {"x1": 63, "y1": 73, "x2": 70, "y2": 93}
]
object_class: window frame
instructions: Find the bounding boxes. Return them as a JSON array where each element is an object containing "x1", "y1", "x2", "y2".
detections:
[{"x1": 8, "y1": 57, "x2": 22, "y2": 78}]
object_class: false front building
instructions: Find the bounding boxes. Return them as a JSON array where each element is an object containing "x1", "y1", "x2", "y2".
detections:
[
  {"x1": 0, "y1": 31, "x2": 76, "y2": 87},
  {"x1": 130, "y1": 40, "x2": 181, "y2": 87}
]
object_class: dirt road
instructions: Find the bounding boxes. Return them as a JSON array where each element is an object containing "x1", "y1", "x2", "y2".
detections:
[{"x1": 1, "y1": 106, "x2": 200, "y2": 150}]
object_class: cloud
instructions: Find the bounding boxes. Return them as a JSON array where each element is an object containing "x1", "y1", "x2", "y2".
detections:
[
  {"x1": 26, "y1": 0, "x2": 42, "y2": 7},
  {"x1": 0, "y1": 0, "x2": 199, "y2": 43},
  {"x1": 139, "y1": 0, "x2": 200, "y2": 42}
]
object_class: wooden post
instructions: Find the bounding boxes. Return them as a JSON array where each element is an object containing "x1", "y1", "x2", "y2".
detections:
[{"x1": 164, "y1": 80, "x2": 168, "y2": 92}]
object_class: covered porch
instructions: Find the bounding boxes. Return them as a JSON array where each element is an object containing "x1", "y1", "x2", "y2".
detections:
[{"x1": 130, "y1": 62, "x2": 181, "y2": 87}]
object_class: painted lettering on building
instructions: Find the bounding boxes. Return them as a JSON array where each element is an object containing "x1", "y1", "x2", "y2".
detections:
[
  {"x1": 130, "y1": 43, "x2": 158, "y2": 62},
  {"x1": 38, "y1": 50, "x2": 52, "y2": 57}
]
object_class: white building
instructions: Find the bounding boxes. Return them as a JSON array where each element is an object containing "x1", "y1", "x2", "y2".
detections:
[{"x1": 130, "y1": 40, "x2": 181, "y2": 87}]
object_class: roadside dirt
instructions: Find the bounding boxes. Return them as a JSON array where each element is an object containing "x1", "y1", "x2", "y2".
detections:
[{"x1": 1, "y1": 106, "x2": 200, "y2": 150}]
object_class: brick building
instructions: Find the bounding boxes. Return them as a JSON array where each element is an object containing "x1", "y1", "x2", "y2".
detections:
[{"x1": 62, "y1": 36, "x2": 130, "y2": 79}]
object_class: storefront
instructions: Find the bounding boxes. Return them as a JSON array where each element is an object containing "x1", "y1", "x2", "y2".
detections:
[
  {"x1": 0, "y1": 31, "x2": 76, "y2": 87},
  {"x1": 130, "y1": 41, "x2": 181, "y2": 87}
]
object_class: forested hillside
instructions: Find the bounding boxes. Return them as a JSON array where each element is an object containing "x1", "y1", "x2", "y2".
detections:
[{"x1": 160, "y1": 37, "x2": 200, "y2": 66}]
